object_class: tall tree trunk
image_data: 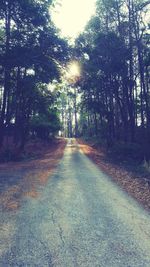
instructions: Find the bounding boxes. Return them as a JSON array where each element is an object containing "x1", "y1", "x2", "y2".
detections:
[
  {"x1": 137, "y1": 43, "x2": 150, "y2": 131},
  {"x1": 14, "y1": 67, "x2": 21, "y2": 145},
  {"x1": 128, "y1": 0, "x2": 135, "y2": 141},
  {"x1": 74, "y1": 88, "x2": 78, "y2": 137},
  {"x1": 0, "y1": 1, "x2": 11, "y2": 146}
]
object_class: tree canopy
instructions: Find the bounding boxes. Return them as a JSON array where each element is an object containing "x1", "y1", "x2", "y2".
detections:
[
  {"x1": 75, "y1": 0, "x2": 150, "y2": 160},
  {"x1": 0, "y1": 0, "x2": 68, "y2": 148}
]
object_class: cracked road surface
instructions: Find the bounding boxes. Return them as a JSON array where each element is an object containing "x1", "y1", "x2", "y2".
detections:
[{"x1": 1, "y1": 139, "x2": 150, "y2": 267}]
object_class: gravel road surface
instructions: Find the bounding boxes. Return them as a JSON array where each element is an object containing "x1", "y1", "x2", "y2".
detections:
[{"x1": 1, "y1": 139, "x2": 150, "y2": 267}]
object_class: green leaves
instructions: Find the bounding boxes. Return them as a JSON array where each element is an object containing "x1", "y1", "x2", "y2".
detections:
[
  {"x1": 75, "y1": 0, "x2": 150, "y2": 146},
  {"x1": 0, "y1": 0, "x2": 69, "y2": 147},
  {"x1": 30, "y1": 109, "x2": 61, "y2": 139}
]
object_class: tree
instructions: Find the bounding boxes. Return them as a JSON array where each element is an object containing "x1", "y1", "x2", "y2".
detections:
[
  {"x1": 75, "y1": 0, "x2": 150, "y2": 160},
  {"x1": 0, "y1": 0, "x2": 68, "y2": 148}
]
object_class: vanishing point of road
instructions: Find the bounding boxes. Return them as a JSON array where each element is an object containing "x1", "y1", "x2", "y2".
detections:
[{"x1": 1, "y1": 139, "x2": 150, "y2": 267}]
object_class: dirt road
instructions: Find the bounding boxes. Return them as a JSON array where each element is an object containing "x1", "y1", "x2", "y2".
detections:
[{"x1": 1, "y1": 139, "x2": 150, "y2": 266}]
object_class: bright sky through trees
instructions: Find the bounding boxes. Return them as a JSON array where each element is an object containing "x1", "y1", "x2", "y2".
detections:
[{"x1": 52, "y1": 0, "x2": 96, "y2": 39}]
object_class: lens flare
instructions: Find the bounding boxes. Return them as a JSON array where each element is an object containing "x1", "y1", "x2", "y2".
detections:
[
  {"x1": 69, "y1": 62, "x2": 80, "y2": 77},
  {"x1": 66, "y1": 61, "x2": 81, "y2": 82}
]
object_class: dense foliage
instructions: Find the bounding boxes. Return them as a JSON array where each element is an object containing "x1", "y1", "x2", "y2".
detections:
[
  {"x1": 0, "y1": 0, "x2": 68, "y2": 148},
  {"x1": 76, "y1": 0, "x2": 150, "y2": 161}
]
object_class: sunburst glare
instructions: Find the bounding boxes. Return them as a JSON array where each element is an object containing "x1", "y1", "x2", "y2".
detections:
[
  {"x1": 68, "y1": 61, "x2": 80, "y2": 77},
  {"x1": 66, "y1": 61, "x2": 81, "y2": 82}
]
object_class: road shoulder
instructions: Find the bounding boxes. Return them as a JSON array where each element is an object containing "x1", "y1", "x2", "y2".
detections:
[
  {"x1": 78, "y1": 139, "x2": 150, "y2": 212},
  {"x1": 0, "y1": 138, "x2": 67, "y2": 212}
]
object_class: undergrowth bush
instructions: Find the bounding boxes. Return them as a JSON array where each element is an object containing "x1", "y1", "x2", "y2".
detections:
[
  {"x1": 110, "y1": 142, "x2": 144, "y2": 162},
  {"x1": 0, "y1": 147, "x2": 20, "y2": 162}
]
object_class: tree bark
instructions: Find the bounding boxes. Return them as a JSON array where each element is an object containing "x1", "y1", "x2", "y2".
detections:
[{"x1": 0, "y1": 1, "x2": 11, "y2": 146}]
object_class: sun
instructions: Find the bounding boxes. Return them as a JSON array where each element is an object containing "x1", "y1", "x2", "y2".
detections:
[
  {"x1": 65, "y1": 61, "x2": 81, "y2": 83},
  {"x1": 68, "y1": 61, "x2": 80, "y2": 77}
]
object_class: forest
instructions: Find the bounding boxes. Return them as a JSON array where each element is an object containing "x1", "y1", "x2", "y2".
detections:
[
  {"x1": 0, "y1": 0, "x2": 150, "y2": 164},
  {"x1": 0, "y1": 0, "x2": 69, "y2": 157},
  {"x1": 75, "y1": 0, "x2": 150, "y2": 164}
]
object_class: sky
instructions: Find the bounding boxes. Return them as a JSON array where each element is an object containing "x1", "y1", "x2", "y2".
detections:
[{"x1": 51, "y1": 0, "x2": 96, "y2": 40}]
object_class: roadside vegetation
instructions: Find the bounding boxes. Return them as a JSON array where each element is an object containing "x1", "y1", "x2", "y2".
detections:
[
  {"x1": 78, "y1": 138, "x2": 150, "y2": 211},
  {"x1": 0, "y1": 0, "x2": 68, "y2": 161},
  {"x1": 74, "y1": 0, "x2": 150, "y2": 168}
]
